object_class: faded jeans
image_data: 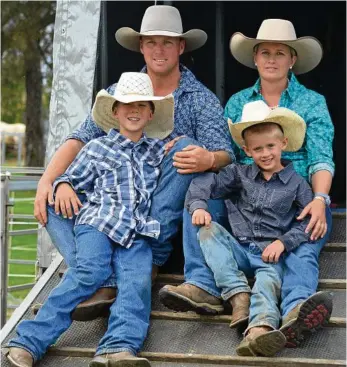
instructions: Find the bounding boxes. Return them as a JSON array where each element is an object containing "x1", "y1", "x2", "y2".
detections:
[
  {"x1": 8, "y1": 225, "x2": 152, "y2": 361},
  {"x1": 198, "y1": 222, "x2": 284, "y2": 332}
]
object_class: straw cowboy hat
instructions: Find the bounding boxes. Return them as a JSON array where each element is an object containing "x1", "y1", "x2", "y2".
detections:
[
  {"x1": 228, "y1": 100, "x2": 306, "y2": 152},
  {"x1": 92, "y1": 72, "x2": 174, "y2": 140},
  {"x1": 115, "y1": 5, "x2": 207, "y2": 53},
  {"x1": 230, "y1": 19, "x2": 323, "y2": 74}
]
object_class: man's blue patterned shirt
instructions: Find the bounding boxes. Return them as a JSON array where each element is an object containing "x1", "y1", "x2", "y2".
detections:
[
  {"x1": 67, "y1": 64, "x2": 235, "y2": 161},
  {"x1": 224, "y1": 73, "x2": 334, "y2": 182}
]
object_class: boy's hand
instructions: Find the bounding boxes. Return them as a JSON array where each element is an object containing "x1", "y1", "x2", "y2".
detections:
[
  {"x1": 192, "y1": 209, "x2": 212, "y2": 227},
  {"x1": 262, "y1": 240, "x2": 285, "y2": 263},
  {"x1": 164, "y1": 136, "x2": 186, "y2": 155},
  {"x1": 55, "y1": 183, "x2": 83, "y2": 219}
]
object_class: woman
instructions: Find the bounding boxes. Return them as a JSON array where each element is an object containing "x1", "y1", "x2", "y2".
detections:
[{"x1": 225, "y1": 19, "x2": 334, "y2": 347}]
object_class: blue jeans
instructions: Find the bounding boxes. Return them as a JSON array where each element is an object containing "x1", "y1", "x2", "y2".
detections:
[
  {"x1": 280, "y1": 207, "x2": 333, "y2": 316},
  {"x1": 183, "y1": 201, "x2": 229, "y2": 298},
  {"x1": 198, "y1": 222, "x2": 283, "y2": 332},
  {"x1": 45, "y1": 200, "x2": 116, "y2": 288},
  {"x1": 8, "y1": 225, "x2": 152, "y2": 362},
  {"x1": 149, "y1": 137, "x2": 200, "y2": 266},
  {"x1": 184, "y1": 203, "x2": 332, "y2": 316}
]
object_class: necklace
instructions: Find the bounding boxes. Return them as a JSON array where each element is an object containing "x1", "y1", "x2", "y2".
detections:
[
  {"x1": 259, "y1": 85, "x2": 278, "y2": 109},
  {"x1": 259, "y1": 78, "x2": 289, "y2": 110}
]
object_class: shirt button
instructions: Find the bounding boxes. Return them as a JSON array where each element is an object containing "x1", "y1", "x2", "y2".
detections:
[{"x1": 254, "y1": 226, "x2": 259, "y2": 230}]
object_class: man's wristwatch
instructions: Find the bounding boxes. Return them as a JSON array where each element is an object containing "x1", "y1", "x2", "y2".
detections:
[{"x1": 314, "y1": 193, "x2": 331, "y2": 206}]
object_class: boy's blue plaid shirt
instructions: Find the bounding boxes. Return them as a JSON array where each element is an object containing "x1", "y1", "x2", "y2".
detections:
[{"x1": 53, "y1": 129, "x2": 165, "y2": 248}]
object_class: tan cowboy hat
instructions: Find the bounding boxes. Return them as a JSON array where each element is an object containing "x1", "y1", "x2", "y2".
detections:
[
  {"x1": 115, "y1": 5, "x2": 207, "y2": 53},
  {"x1": 230, "y1": 19, "x2": 323, "y2": 74},
  {"x1": 92, "y1": 72, "x2": 174, "y2": 140},
  {"x1": 228, "y1": 100, "x2": 306, "y2": 152}
]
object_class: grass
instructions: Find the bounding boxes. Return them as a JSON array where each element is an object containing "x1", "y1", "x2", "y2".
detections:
[{"x1": 6, "y1": 190, "x2": 38, "y2": 318}]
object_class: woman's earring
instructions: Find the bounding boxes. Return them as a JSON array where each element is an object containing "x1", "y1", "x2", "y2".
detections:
[
  {"x1": 255, "y1": 62, "x2": 258, "y2": 66},
  {"x1": 290, "y1": 65, "x2": 293, "y2": 69}
]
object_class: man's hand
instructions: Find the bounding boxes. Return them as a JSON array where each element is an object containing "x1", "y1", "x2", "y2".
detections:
[
  {"x1": 262, "y1": 240, "x2": 285, "y2": 263},
  {"x1": 34, "y1": 178, "x2": 55, "y2": 226},
  {"x1": 297, "y1": 199, "x2": 327, "y2": 241},
  {"x1": 54, "y1": 183, "x2": 83, "y2": 219},
  {"x1": 173, "y1": 145, "x2": 215, "y2": 174},
  {"x1": 164, "y1": 136, "x2": 185, "y2": 155},
  {"x1": 192, "y1": 209, "x2": 212, "y2": 227}
]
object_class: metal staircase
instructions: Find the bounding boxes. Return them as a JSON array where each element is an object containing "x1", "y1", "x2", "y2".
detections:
[{"x1": 1, "y1": 212, "x2": 346, "y2": 366}]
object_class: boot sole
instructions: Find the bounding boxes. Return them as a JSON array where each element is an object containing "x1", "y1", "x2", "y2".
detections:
[
  {"x1": 159, "y1": 288, "x2": 223, "y2": 315},
  {"x1": 237, "y1": 330, "x2": 286, "y2": 357},
  {"x1": 71, "y1": 298, "x2": 116, "y2": 321},
  {"x1": 280, "y1": 291, "x2": 333, "y2": 348},
  {"x1": 89, "y1": 358, "x2": 150, "y2": 367},
  {"x1": 229, "y1": 315, "x2": 249, "y2": 329}
]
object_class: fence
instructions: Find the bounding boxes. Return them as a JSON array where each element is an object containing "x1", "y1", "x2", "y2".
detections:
[
  {"x1": 0, "y1": 132, "x2": 25, "y2": 167},
  {"x1": 0, "y1": 168, "x2": 44, "y2": 328}
]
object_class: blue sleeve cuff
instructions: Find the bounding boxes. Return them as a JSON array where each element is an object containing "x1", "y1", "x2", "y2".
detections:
[
  {"x1": 308, "y1": 163, "x2": 334, "y2": 183},
  {"x1": 187, "y1": 200, "x2": 209, "y2": 215},
  {"x1": 52, "y1": 175, "x2": 72, "y2": 196}
]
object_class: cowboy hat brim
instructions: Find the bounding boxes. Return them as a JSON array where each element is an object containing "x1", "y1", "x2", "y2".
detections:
[
  {"x1": 92, "y1": 90, "x2": 175, "y2": 140},
  {"x1": 115, "y1": 27, "x2": 207, "y2": 53},
  {"x1": 230, "y1": 32, "x2": 323, "y2": 75},
  {"x1": 228, "y1": 107, "x2": 306, "y2": 152}
]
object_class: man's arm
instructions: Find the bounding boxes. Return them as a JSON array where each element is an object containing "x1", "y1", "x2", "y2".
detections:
[
  {"x1": 34, "y1": 139, "x2": 85, "y2": 225},
  {"x1": 34, "y1": 84, "x2": 116, "y2": 225},
  {"x1": 173, "y1": 91, "x2": 234, "y2": 174}
]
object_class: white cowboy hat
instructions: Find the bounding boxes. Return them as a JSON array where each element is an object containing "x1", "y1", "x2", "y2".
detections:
[
  {"x1": 115, "y1": 5, "x2": 207, "y2": 53},
  {"x1": 230, "y1": 19, "x2": 323, "y2": 74},
  {"x1": 228, "y1": 100, "x2": 306, "y2": 152},
  {"x1": 92, "y1": 72, "x2": 174, "y2": 140}
]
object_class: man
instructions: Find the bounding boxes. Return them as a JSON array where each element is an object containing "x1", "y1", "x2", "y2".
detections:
[{"x1": 34, "y1": 5, "x2": 233, "y2": 320}]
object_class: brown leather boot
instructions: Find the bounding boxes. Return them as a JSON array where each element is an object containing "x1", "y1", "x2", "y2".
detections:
[
  {"x1": 72, "y1": 287, "x2": 117, "y2": 321},
  {"x1": 236, "y1": 326, "x2": 286, "y2": 357},
  {"x1": 5, "y1": 347, "x2": 33, "y2": 367},
  {"x1": 89, "y1": 351, "x2": 150, "y2": 366},
  {"x1": 32, "y1": 287, "x2": 117, "y2": 321},
  {"x1": 159, "y1": 283, "x2": 223, "y2": 315},
  {"x1": 280, "y1": 291, "x2": 333, "y2": 348},
  {"x1": 229, "y1": 292, "x2": 250, "y2": 328}
]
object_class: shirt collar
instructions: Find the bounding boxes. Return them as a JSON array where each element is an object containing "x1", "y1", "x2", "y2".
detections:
[
  {"x1": 108, "y1": 128, "x2": 151, "y2": 149},
  {"x1": 249, "y1": 71, "x2": 299, "y2": 100},
  {"x1": 251, "y1": 159, "x2": 295, "y2": 184},
  {"x1": 140, "y1": 63, "x2": 200, "y2": 93}
]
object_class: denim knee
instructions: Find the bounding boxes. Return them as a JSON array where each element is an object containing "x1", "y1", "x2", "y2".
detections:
[
  {"x1": 198, "y1": 222, "x2": 229, "y2": 243},
  {"x1": 170, "y1": 137, "x2": 203, "y2": 153}
]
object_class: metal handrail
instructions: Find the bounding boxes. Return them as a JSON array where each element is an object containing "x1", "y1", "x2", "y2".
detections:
[{"x1": 0, "y1": 172, "x2": 42, "y2": 327}]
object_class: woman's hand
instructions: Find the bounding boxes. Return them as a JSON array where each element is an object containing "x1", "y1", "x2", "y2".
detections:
[
  {"x1": 55, "y1": 183, "x2": 83, "y2": 219},
  {"x1": 297, "y1": 198, "x2": 327, "y2": 241}
]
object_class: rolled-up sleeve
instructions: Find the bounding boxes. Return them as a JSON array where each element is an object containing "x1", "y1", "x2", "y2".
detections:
[
  {"x1": 65, "y1": 84, "x2": 116, "y2": 144},
  {"x1": 305, "y1": 94, "x2": 335, "y2": 181}
]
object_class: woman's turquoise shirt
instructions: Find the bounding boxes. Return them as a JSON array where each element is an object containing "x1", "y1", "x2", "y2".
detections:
[{"x1": 224, "y1": 73, "x2": 335, "y2": 183}]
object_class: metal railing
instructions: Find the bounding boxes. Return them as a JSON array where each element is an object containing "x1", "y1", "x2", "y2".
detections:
[{"x1": 0, "y1": 168, "x2": 44, "y2": 328}]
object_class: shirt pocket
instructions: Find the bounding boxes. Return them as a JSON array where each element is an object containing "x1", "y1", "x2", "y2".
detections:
[
  {"x1": 94, "y1": 157, "x2": 124, "y2": 189},
  {"x1": 269, "y1": 189, "x2": 296, "y2": 214}
]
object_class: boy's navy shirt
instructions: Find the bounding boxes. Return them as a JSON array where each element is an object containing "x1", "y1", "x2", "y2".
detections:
[
  {"x1": 185, "y1": 160, "x2": 313, "y2": 252},
  {"x1": 54, "y1": 128, "x2": 165, "y2": 248}
]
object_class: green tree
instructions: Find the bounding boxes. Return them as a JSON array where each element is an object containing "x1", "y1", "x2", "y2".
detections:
[{"x1": 1, "y1": 1, "x2": 56, "y2": 166}]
